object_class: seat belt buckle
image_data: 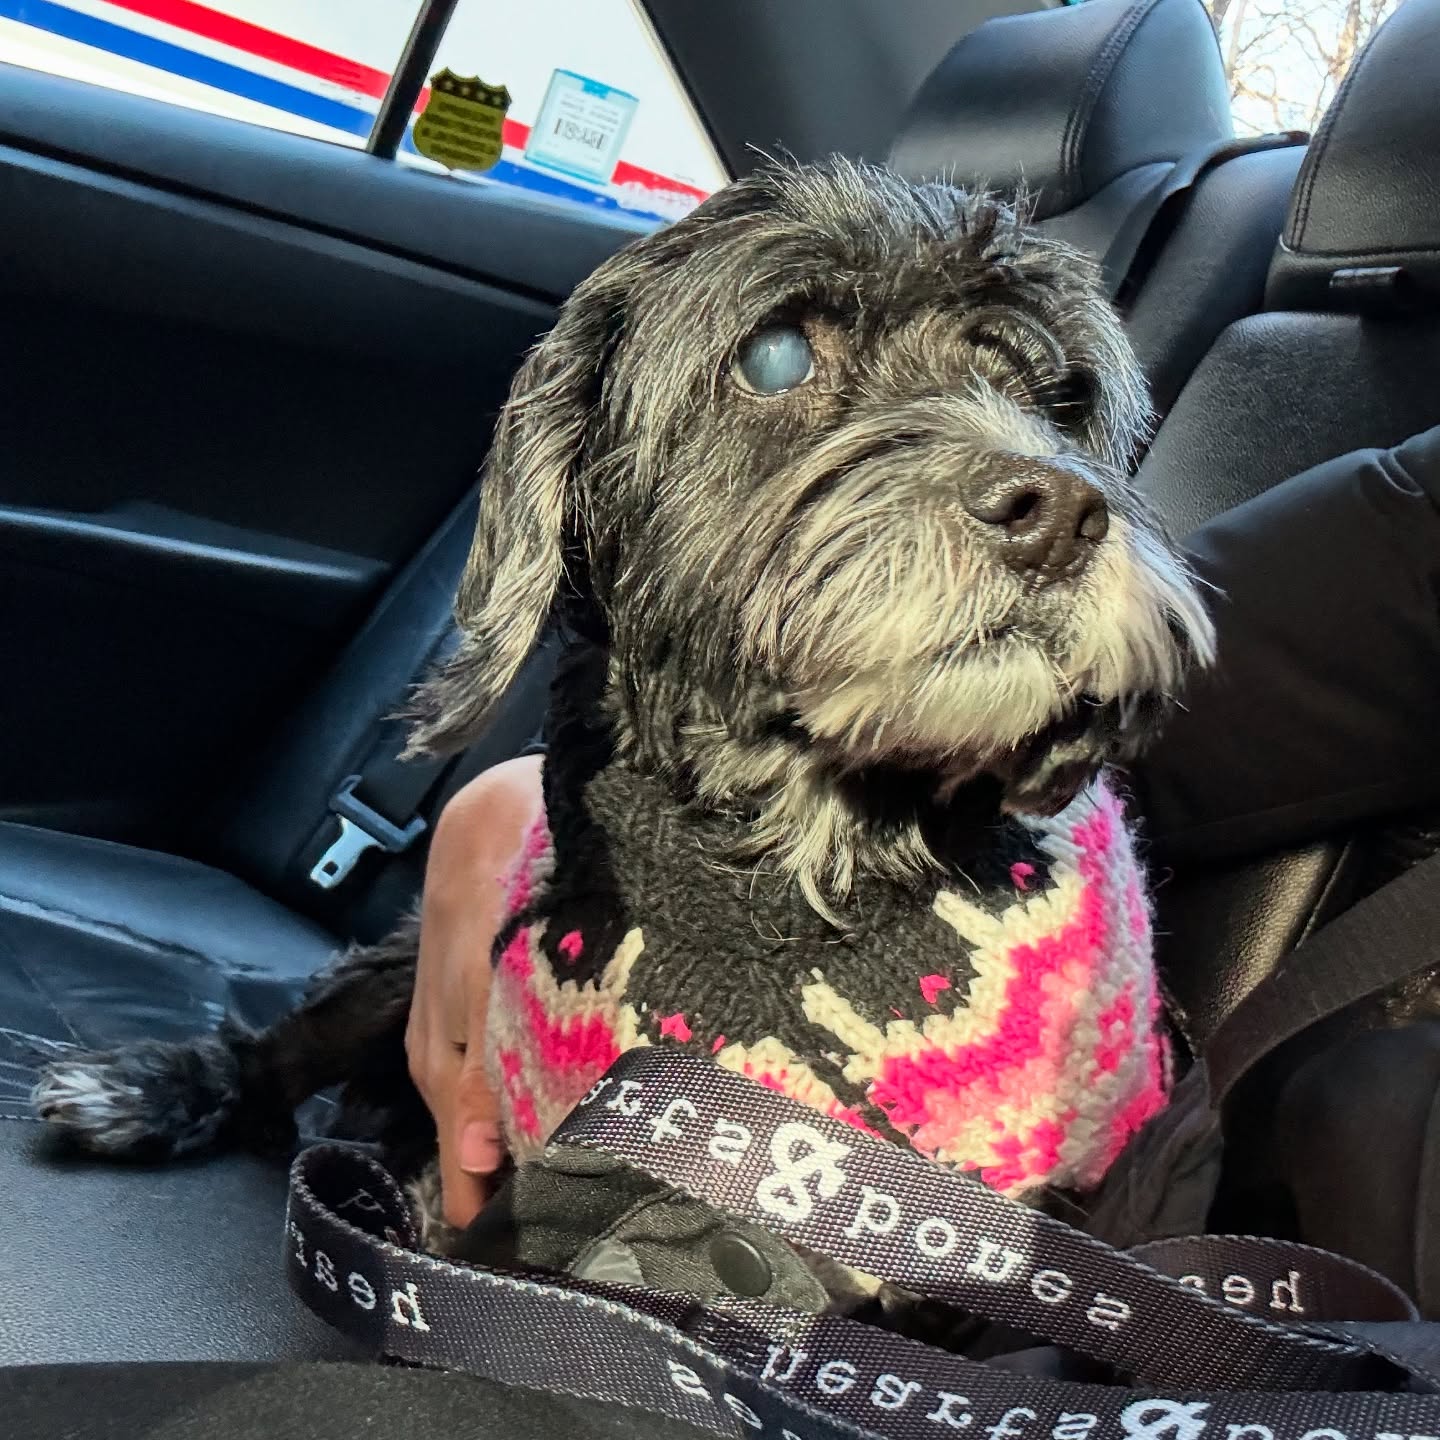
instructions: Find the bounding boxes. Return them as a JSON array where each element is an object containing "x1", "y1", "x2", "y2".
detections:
[{"x1": 308, "y1": 774, "x2": 428, "y2": 891}]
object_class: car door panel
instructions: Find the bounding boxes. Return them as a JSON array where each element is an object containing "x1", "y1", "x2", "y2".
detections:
[
  {"x1": 0, "y1": 61, "x2": 642, "y2": 846},
  {"x1": 0, "y1": 64, "x2": 651, "y2": 300}
]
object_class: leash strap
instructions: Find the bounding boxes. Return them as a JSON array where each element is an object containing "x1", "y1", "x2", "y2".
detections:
[
  {"x1": 288, "y1": 1055, "x2": 1440, "y2": 1440},
  {"x1": 548, "y1": 1051, "x2": 1406, "y2": 1391}
]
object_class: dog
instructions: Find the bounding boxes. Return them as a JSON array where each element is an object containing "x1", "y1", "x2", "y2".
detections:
[{"x1": 33, "y1": 159, "x2": 1213, "y2": 1278}]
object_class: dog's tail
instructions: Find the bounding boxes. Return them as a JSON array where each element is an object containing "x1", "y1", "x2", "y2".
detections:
[{"x1": 31, "y1": 918, "x2": 420, "y2": 1162}]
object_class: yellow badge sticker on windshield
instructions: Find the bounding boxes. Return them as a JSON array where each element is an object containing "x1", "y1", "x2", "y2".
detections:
[{"x1": 413, "y1": 70, "x2": 510, "y2": 173}]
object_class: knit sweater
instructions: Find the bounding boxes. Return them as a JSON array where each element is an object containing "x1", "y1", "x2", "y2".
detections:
[{"x1": 486, "y1": 691, "x2": 1169, "y2": 1201}]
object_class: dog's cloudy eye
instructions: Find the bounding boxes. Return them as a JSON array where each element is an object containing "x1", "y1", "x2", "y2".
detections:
[{"x1": 733, "y1": 325, "x2": 815, "y2": 394}]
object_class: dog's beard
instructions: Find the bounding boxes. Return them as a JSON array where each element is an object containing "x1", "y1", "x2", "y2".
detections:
[
  {"x1": 667, "y1": 453, "x2": 1212, "y2": 918},
  {"x1": 599, "y1": 383, "x2": 1216, "y2": 920},
  {"x1": 728, "y1": 411, "x2": 1212, "y2": 776},
  {"x1": 772, "y1": 513, "x2": 1210, "y2": 770}
]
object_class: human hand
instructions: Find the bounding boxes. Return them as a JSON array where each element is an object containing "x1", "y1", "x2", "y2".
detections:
[{"x1": 405, "y1": 753, "x2": 544, "y2": 1229}]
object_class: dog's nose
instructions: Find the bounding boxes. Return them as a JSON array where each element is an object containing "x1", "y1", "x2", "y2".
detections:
[{"x1": 961, "y1": 456, "x2": 1109, "y2": 578}]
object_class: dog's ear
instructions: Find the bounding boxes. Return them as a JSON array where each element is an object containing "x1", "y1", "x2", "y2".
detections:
[{"x1": 403, "y1": 265, "x2": 630, "y2": 757}]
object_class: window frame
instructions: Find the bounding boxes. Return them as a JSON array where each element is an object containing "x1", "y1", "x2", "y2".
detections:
[{"x1": 366, "y1": 0, "x2": 460, "y2": 160}]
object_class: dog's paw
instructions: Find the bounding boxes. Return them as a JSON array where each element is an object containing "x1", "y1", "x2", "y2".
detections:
[
  {"x1": 33, "y1": 1059, "x2": 151, "y2": 1152},
  {"x1": 32, "y1": 1036, "x2": 242, "y2": 1160}
]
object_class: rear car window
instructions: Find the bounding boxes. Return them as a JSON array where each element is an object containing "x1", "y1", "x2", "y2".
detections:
[{"x1": 1207, "y1": 0, "x2": 1401, "y2": 132}]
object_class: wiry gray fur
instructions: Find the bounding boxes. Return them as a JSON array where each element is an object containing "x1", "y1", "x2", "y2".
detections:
[{"x1": 408, "y1": 157, "x2": 1213, "y2": 913}]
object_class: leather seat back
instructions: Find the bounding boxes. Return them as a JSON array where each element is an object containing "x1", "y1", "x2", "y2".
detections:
[
  {"x1": 1123, "y1": 141, "x2": 1304, "y2": 418},
  {"x1": 1140, "y1": 0, "x2": 1440, "y2": 535},
  {"x1": 890, "y1": 0, "x2": 1233, "y2": 256},
  {"x1": 889, "y1": 0, "x2": 1303, "y2": 419},
  {"x1": 196, "y1": 492, "x2": 556, "y2": 938}
]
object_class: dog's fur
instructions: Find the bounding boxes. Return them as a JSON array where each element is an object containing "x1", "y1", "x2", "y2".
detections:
[{"x1": 34, "y1": 160, "x2": 1212, "y2": 1255}]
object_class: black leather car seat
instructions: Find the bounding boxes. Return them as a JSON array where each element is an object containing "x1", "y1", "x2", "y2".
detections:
[
  {"x1": 1135, "y1": 0, "x2": 1440, "y2": 1041},
  {"x1": 0, "y1": 498, "x2": 541, "y2": 1365},
  {"x1": 889, "y1": 0, "x2": 1305, "y2": 420}
]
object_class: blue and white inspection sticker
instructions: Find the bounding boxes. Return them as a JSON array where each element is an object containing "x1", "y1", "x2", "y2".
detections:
[{"x1": 524, "y1": 69, "x2": 639, "y2": 186}]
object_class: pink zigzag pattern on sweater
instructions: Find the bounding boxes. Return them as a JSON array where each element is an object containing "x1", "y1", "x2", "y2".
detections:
[{"x1": 858, "y1": 786, "x2": 1168, "y2": 1192}]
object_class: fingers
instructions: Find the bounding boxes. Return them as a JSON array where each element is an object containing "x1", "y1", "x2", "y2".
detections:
[
  {"x1": 436, "y1": 1101, "x2": 490, "y2": 1230},
  {"x1": 431, "y1": 1051, "x2": 503, "y2": 1229},
  {"x1": 405, "y1": 755, "x2": 544, "y2": 1230},
  {"x1": 455, "y1": 932, "x2": 501, "y2": 1174},
  {"x1": 408, "y1": 895, "x2": 506, "y2": 1231},
  {"x1": 455, "y1": 918, "x2": 505, "y2": 1184},
  {"x1": 411, "y1": 1031, "x2": 499, "y2": 1230},
  {"x1": 455, "y1": 1059, "x2": 505, "y2": 1176}
]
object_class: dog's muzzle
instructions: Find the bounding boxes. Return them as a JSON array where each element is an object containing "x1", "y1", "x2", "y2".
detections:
[{"x1": 962, "y1": 454, "x2": 1109, "y2": 582}]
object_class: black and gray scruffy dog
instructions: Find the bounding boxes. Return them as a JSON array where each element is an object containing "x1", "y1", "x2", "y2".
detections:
[{"x1": 34, "y1": 159, "x2": 1213, "y2": 1264}]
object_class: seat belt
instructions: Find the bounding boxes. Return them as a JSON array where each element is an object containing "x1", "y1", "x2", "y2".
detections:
[
  {"x1": 303, "y1": 627, "x2": 463, "y2": 893},
  {"x1": 1100, "y1": 131, "x2": 1308, "y2": 304},
  {"x1": 1202, "y1": 846, "x2": 1440, "y2": 1106},
  {"x1": 307, "y1": 731, "x2": 453, "y2": 891},
  {"x1": 300, "y1": 629, "x2": 558, "y2": 902}
]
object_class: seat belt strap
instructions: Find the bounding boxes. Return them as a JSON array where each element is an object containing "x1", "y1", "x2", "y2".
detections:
[
  {"x1": 307, "y1": 743, "x2": 450, "y2": 890},
  {"x1": 304, "y1": 631, "x2": 557, "y2": 893},
  {"x1": 1204, "y1": 846, "x2": 1440, "y2": 1104},
  {"x1": 304, "y1": 628, "x2": 463, "y2": 892},
  {"x1": 1101, "y1": 131, "x2": 1307, "y2": 303}
]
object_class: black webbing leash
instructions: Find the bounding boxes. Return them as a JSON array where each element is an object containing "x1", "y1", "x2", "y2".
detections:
[{"x1": 287, "y1": 1052, "x2": 1440, "y2": 1440}]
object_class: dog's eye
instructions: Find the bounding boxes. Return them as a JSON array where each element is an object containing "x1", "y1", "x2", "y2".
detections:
[
  {"x1": 1042, "y1": 366, "x2": 1099, "y2": 426},
  {"x1": 733, "y1": 325, "x2": 815, "y2": 394}
]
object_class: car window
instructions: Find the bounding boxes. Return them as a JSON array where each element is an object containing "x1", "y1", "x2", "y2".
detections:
[
  {"x1": 409, "y1": 0, "x2": 724, "y2": 223},
  {"x1": 1207, "y1": 0, "x2": 1401, "y2": 132},
  {"x1": 0, "y1": 0, "x2": 726, "y2": 223}
]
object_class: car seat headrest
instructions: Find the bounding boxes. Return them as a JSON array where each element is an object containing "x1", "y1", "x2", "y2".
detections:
[
  {"x1": 889, "y1": 0, "x2": 1233, "y2": 222},
  {"x1": 1267, "y1": 0, "x2": 1440, "y2": 314}
]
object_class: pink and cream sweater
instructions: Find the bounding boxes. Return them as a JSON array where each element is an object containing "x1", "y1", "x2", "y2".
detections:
[{"x1": 485, "y1": 744, "x2": 1169, "y2": 1201}]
